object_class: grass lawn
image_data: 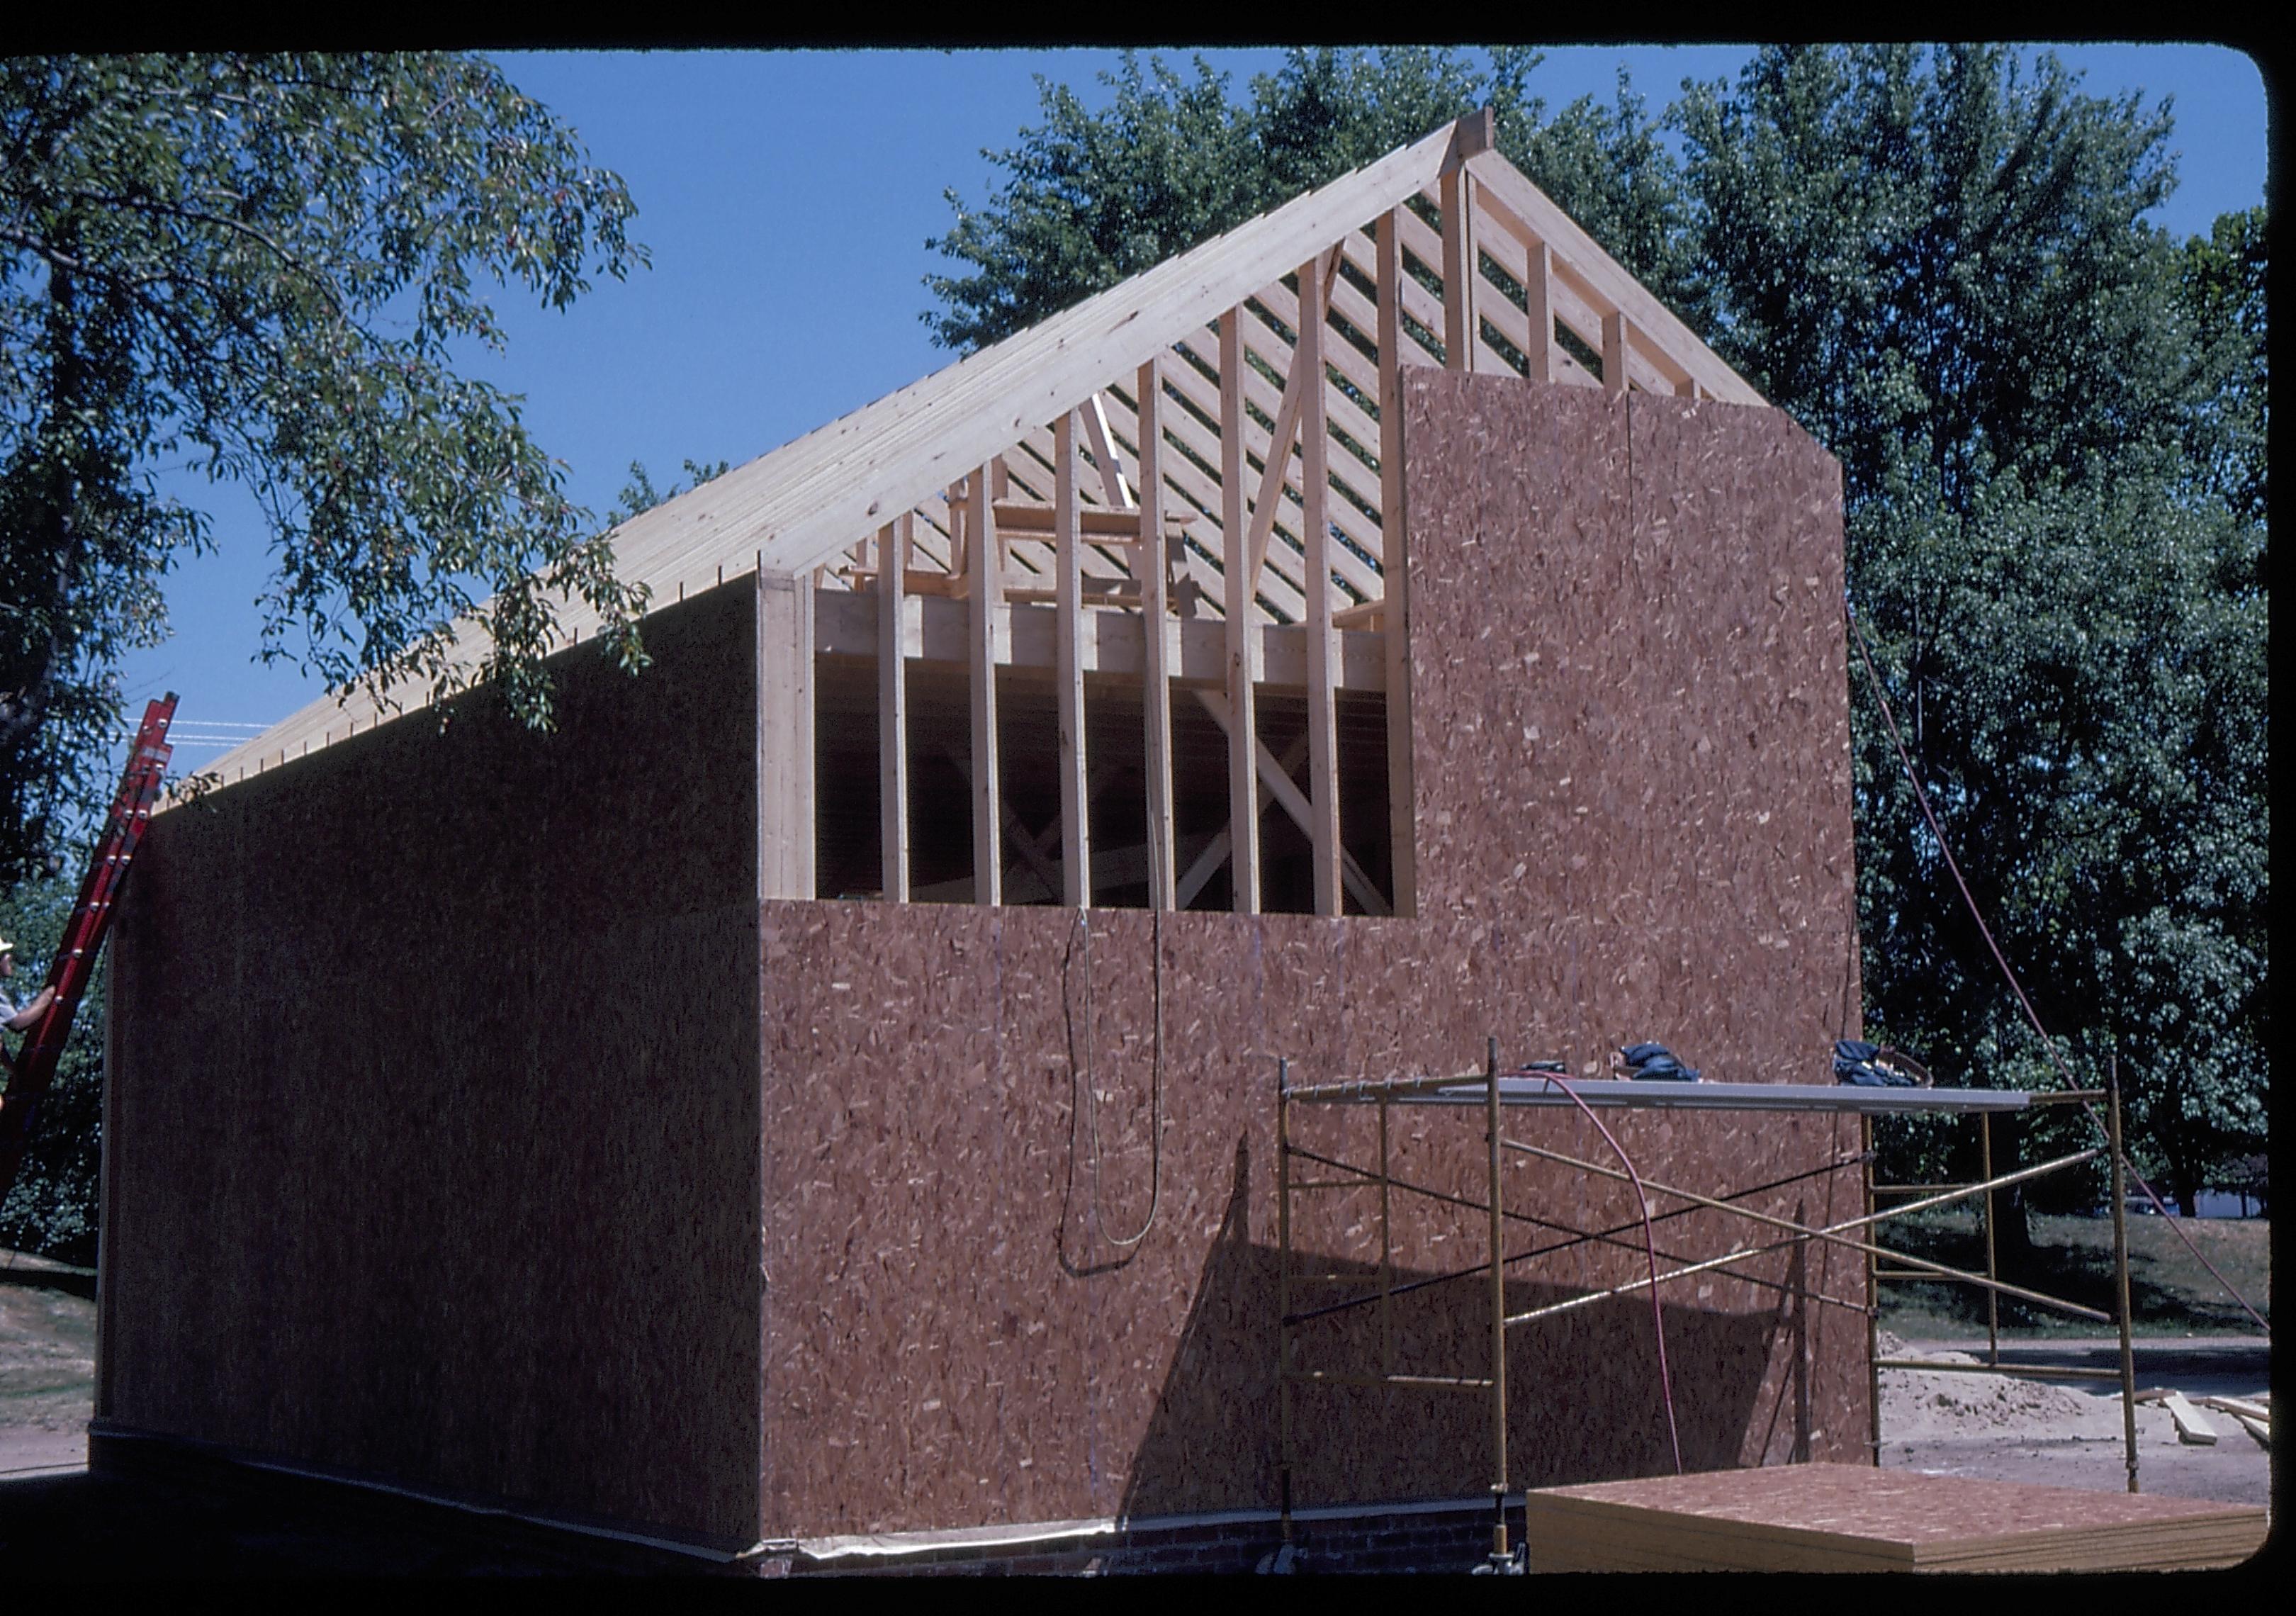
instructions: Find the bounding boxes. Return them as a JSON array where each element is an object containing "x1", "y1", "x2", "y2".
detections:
[{"x1": 1874, "y1": 1210, "x2": 2269, "y2": 1337}]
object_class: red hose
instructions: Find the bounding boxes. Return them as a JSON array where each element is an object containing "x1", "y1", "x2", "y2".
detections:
[{"x1": 1507, "y1": 1065, "x2": 1684, "y2": 1474}]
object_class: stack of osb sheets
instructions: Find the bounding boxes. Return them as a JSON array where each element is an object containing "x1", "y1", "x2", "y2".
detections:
[{"x1": 1524, "y1": 1463, "x2": 2266, "y2": 1572}]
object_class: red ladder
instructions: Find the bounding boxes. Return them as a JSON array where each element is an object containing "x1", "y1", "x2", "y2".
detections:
[{"x1": 0, "y1": 694, "x2": 176, "y2": 1208}]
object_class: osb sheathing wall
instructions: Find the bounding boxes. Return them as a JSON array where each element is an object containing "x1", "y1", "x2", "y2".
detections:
[
  {"x1": 100, "y1": 586, "x2": 764, "y2": 1548},
  {"x1": 755, "y1": 371, "x2": 1866, "y2": 1539}
]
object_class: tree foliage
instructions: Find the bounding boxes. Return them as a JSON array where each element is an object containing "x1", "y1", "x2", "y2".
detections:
[
  {"x1": 923, "y1": 47, "x2": 1698, "y2": 354},
  {"x1": 925, "y1": 46, "x2": 2269, "y2": 1211},
  {"x1": 1, "y1": 54, "x2": 652, "y2": 882},
  {"x1": 0, "y1": 877, "x2": 102, "y2": 1261},
  {"x1": 1667, "y1": 47, "x2": 2268, "y2": 1213}
]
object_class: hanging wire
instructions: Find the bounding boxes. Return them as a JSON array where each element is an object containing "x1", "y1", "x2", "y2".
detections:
[
  {"x1": 1503, "y1": 1064, "x2": 1685, "y2": 1474},
  {"x1": 1845, "y1": 597, "x2": 2267, "y2": 1333},
  {"x1": 1066, "y1": 906, "x2": 1164, "y2": 1252}
]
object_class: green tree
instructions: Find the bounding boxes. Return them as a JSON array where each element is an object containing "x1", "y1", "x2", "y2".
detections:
[
  {"x1": 1, "y1": 54, "x2": 652, "y2": 884},
  {"x1": 2176, "y1": 204, "x2": 2267, "y2": 527},
  {"x1": 609, "y1": 456, "x2": 731, "y2": 526},
  {"x1": 1673, "y1": 47, "x2": 2268, "y2": 1218},
  {"x1": 924, "y1": 45, "x2": 2269, "y2": 1219},
  {"x1": 923, "y1": 47, "x2": 1696, "y2": 355},
  {"x1": 0, "y1": 877, "x2": 102, "y2": 1261}
]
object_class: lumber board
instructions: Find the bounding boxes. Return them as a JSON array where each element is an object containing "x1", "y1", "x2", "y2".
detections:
[
  {"x1": 1247, "y1": 273, "x2": 1389, "y2": 461},
  {"x1": 1525, "y1": 1464, "x2": 2268, "y2": 1573},
  {"x1": 1193, "y1": 690, "x2": 1387, "y2": 916},
  {"x1": 716, "y1": 117, "x2": 1470, "y2": 578},
  {"x1": 1461, "y1": 150, "x2": 1763, "y2": 404},
  {"x1": 813, "y1": 590, "x2": 1385, "y2": 693},
  {"x1": 208, "y1": 120, "x2": 1481, "y2": 785},
  {"x1": 1222, "y1": 332, "x2": 1389, "y2": 593},
  {"x1": 1368, "y1": 209, "x2": 1459, "y2": 370},
  {"x1": 1377, "y1": 210, "x2": 1417, "y2": 916},
  {"x1": 1176, "y1": 731, "x2": 1307, "y2": 909},
  {"x1": 1244, "y1": 265, "x2": 1326, "y2": 597},
  {"x1": 1153, "y1": 332, "x2": 1383, "y2": 605},
  {"x1": 1001, "y1": 423, "x2": 1174, "y2": 597},
  {"x1": 757, "y1": 566, "x2": 816, "y2": 899},
  {"x1": 1396, "y1": 195, "x2": 1652, "y2": 394},
  {"x1": 1141, "y1": 349, "x2": 1315, "y2": 622},
  {"x1": 1054, "y1": 415, "x2": 1091, "y2": 908},
  {"x1": 967, "y1": 469, "x2": 1001, "y2": 906},
  {"x1": 1332, "y1": 222, "x2": 1448, "y2": 372},
  {"x1": 1299, "y1": 252, "x2": 1343, "y2": 917},
  {"x1": 877, "y1": 519, "x2": 909, "y2": 902},
  {"x1": 1603, "y1": 308, "x2": 1629, "y2": 400},
  {"x1": 1219, "y1": 309, "x2": 1261, "y2": 914},
  {"x1": 1521, "y1": 233, "x2": 1553, "y2": 383},
  {"x1": 1465, "y1": 236, "x2": 1606, "y2": 392},
  {"x1": 993, "y1": 501, "x2": 1155, "y2": 540},
  {"x1": 1254, "y1": 271, "x2": 1386, "y2": 429},
  {"x1": 1440, "y1": 169, "x2": 1470, "y2": 371},
  {"x1": 1463, "y1": 206, "x2": 1675, "y2": 395},
  {"x1": 1138, "y1": 357, "x2": 1176, "y2": 911},
  {"x1": 2162, "y1": 1391, "x2": 2219, "y2": 1444},
  {"x1": 2197, "y1": 1394, "x2": 2268, "y2": 1423}
]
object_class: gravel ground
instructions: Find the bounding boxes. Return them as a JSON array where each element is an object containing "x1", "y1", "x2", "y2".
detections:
[{"x1": 1875, "y1": 1330, "x2": 2273, "y2": 1508}]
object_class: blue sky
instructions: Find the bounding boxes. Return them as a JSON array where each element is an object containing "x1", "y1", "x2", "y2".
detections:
[{"x1": 118, "y1": 45, "x2": 2270, "y2": 767}]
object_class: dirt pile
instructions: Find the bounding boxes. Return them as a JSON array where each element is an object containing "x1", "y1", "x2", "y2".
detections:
[{"x1": 1874, "y1": 1330, "x2": 2176, "y2": 1446}]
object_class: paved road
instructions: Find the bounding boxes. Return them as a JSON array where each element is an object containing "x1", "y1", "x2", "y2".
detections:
[{"x1": 1898, "y1": 1335, "x2": 2271, "y2": 1403}]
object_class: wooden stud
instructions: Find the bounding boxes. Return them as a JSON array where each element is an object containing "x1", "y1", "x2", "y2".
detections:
[
  {"x1": 1300, "y1": 252, "x2": 1341, "y2": 918},
  {"x1": 1139, "y1": 355, "x2": 1176, "y2": 911},
  {"x1": 203, "y1": 116, "x2": 1791, "y2": 780},
  {"x1": 1001, "y1": 799, "x2": 1065, "y2": 897},
  {"x1": 967, "y1": 468, "x2": 1001, "y2": 906},
  {"x1": 1220, "y1": 308, "x2": 1260, "y2": 914},
  {"x1": 948, "y1": 478, "x2": 970, "y2": 583},
  {"x1": 1463, "y1": 151, "x2": 1761, "y2": 403},
  {"x1": 757, "y1": 566, "x2": 816, "y2": 899},
  {"x1": 877, "y1": 517, "x2": 910, "y2": 902},
  {"x1": 1377, "y1": 209, "x2": 1417, "y2": 917},
  {"x1": 811, "y1": 588, "x2": 1388, "y2": 692},
  {"x1": 1193, "y1": 691, "x2": 1388, "y2": 916},
  {"x1": 1144, "y1": 342, "x2": 1331, "y2": 616},
  {"x1": 992, "y1": 502, "x2": 1152, "y2": 540},
  {"x1": 726, "y1": 118, "x2": 1474, "y2": 581},
  {"x1": 1441, "y1": 169, "x2": 1473, "y2": 373},
  {"x1": 1524, "y1": 235, "x2": 1555, "y2": 385},
  {"x1": 1243, "y1": 308, "x2": 1317, "y2": 599},
  {"x1": 1055, "y1": 414, "x2": 1091, "y2": 908},
  {"x1": 1603, "y1": 308, "x2": 1629, "y2": 399},
  {"x1": 1176, "y1": 729, "x2": 1305, "y2": 909},
  {"x1": 1249, "y1": 259, "x2": 1350, "y2": 601}
]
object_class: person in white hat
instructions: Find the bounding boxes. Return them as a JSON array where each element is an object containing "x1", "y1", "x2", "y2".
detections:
[{"x1": 1, "y1": 936, "x2": 56, "y2": 1069}]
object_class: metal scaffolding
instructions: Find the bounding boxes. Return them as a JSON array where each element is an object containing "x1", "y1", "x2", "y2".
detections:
[{"x1": 1272, "y1": 1043, "x2": 2140, "y2": 1561}]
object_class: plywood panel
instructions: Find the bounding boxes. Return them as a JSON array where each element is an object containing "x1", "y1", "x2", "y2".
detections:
[
  {"x1": 1525, "y1": 1463, "x2": 2269, "y2": 1571},
  {"x1": 102, "y1": 585, "x2": 765, "y2": 1549},
  {"x1": 752, "y1": 372, "x2": 1865, "y2": 1537}
]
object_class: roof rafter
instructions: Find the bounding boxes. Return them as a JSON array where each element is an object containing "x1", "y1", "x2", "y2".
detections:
[{"x1": 200, "y1": 112, "x2": 1767, "y2": 787}]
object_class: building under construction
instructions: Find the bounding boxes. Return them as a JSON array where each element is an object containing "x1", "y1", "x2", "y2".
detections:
[{"x1": 98, "y1": 114, "x2": 1881, "y2": 1559}]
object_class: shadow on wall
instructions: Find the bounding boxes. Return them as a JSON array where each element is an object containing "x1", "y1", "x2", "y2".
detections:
[{"x1": 1118, "y1": 1138, "x2": 1818, "y2": 1519}]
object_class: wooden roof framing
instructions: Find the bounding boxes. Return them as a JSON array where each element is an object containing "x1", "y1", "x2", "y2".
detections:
[{"x1": 203, "y1": 113, "x2": 1762, "y2": 787}]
